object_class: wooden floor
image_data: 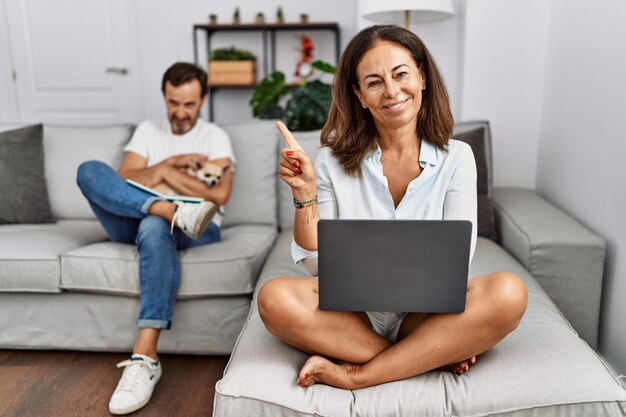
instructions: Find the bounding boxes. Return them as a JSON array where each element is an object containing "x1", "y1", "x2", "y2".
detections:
[{"x1": 0, "y1": 350, "x2": 229, "y2": 417}]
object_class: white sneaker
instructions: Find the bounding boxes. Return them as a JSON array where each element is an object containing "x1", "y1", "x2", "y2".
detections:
[
  {"x1": 170, "y1": 201, "x2": 217, "y2": 240},
  {"x1": 109, "y1": 354, "x2": 162, "y2": 415}
]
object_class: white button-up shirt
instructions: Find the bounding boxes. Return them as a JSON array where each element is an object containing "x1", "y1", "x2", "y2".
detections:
[{"x1": 292, "y1": 138, "x2": 478, "y2": 275}]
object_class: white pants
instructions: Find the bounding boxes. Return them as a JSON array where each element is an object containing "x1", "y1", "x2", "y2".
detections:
[{"x1": 366, "y1": 311, "x2": 408, "y2": 343}]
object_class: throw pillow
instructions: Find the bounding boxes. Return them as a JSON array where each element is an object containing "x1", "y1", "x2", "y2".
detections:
[
  {"x1": 453, "y1": 127, "x2": 497, "y2": 241},
  {"x1": 0, "y1": 124, "x2": 55, "y2": 224},
  {"x1": 44, "y1": 124, "x2": 135, "y2": 219}
]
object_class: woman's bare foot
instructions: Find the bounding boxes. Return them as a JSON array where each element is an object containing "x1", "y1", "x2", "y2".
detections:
[
  {"x1": 439, "y1": 356, "x2": 477, "y2": 375},
  {"x1": 296, "y1": 355, "x2": 477, "y2": 390},
  {"x1": 296, "y1": 355, "x2": 361, "y2": 390}
]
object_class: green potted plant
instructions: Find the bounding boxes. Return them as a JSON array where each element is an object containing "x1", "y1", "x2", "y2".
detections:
[
  {"x1": 249, "y1": 60, "x2": 336, "y2": 131},
  {"x1": 276, "y1": 6, "x2": 284, "y2": 23},
  {"x1": 209, "y1": 47, "x2": 256, "y2": 86},
  {"x1": 233, "y1": 7, "x2": 240, "y2": 24}
]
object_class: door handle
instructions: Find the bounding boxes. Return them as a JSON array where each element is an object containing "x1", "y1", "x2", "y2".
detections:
[{"x1": 106, "y1": 67, "x2": 129, "y2": 75}]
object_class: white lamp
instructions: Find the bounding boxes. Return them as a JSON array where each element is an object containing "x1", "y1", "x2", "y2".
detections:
[{"x1": 360, "y1": 0, "x2": 455, "y2": 29}]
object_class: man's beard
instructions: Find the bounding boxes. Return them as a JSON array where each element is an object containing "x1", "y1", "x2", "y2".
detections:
[{"x1": 170, "y1": 115, "x2": 197, "y2": 135}]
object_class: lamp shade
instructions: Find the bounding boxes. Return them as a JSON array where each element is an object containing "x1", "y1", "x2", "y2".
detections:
[{"x1": 361, "y1": 0, "x2": 455, "y2": 24}]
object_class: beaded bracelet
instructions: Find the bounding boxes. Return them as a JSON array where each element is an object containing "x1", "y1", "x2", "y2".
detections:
[
  {"x1": 293, "y1": 195, "x2": 318, "y2": 224},
  {"x1": 293, "y1": 195, "x2": 318, "y2": 209}
]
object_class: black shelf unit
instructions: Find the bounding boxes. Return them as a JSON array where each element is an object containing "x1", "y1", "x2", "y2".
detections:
[{"x1": 192, "y1": 22, "x2": 340, "y2": 121}]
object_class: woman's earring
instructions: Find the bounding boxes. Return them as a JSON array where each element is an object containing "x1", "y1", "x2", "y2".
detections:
[{"x1": 362, "y1": 103, "x2": 367, "y2": 108}]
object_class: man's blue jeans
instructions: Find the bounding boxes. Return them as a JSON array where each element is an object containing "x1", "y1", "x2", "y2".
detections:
[{"x1": 76, "y1": 160, "x2": 220, "y2": 330}]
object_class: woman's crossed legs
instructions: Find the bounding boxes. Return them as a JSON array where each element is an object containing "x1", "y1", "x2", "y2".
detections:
[{"x1": 257, "y1": 272, "x2": 527, "y2": 390}]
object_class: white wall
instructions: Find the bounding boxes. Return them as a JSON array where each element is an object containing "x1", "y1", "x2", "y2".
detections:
[
  {"x1": 536, "y1": 0, "x2": 626, "y2": 374},
  {"x1": 460, "y1": 0, "x2": 551, "y2": 188},
  {"x1": 134, "y1": 0, "x2": 358, "y2": 123},
  {"x1": 409, "y1": 2, "x2": 464, "y2": 121}
]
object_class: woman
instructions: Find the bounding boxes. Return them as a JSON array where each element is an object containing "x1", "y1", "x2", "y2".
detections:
[{"x1": 258, "y1": 25, "x2": 527, "y2": 390}]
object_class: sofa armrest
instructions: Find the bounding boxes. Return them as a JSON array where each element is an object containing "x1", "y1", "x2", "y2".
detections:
[{"x1": 492, "y1": 187, "x2": 605, "y2": 349}]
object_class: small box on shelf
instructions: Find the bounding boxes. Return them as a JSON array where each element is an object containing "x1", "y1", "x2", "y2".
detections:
[{"x1": 208, "y1": 61, "x2": 256, "y2": 86}]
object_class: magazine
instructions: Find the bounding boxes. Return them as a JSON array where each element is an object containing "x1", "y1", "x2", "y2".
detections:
[{"x1": 126, "y1": 179, "x2": 204, "y2": 203}]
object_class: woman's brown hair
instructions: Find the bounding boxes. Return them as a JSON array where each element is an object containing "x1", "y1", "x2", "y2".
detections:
[{"x1": 321, "y1": 25, "x2": 453, "y2": 177}]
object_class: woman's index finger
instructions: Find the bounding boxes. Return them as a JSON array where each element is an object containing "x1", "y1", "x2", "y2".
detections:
[{"x1": 276, "y1": 120, "x2": 303, "y2": 151}]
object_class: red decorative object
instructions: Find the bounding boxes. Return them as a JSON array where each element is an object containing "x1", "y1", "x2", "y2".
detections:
[{"x1": 294, "y1": 35, "x2": 314, "y2": 79}]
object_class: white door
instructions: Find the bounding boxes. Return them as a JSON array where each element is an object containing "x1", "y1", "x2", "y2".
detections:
[
  {"x1": 4, "y1": 0, "x2": 140, "y2": 124},
  {"x1": 0, "y1": 1, "x2": 19, "y2": 123}
]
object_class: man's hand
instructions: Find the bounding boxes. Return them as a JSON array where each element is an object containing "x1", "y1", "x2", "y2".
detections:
[
  {"x1": 119, "y1": 152, "x2": 164, "y2": 187},
  {"x1": 119, "y1": 152, "x2": 209, "y2": 188},
  {"x1": 167, "y1": 153, "x2": 209, "y2": 169},
  {"x1": 161, "y1": 157, "x2": 233, "y2": 205}
]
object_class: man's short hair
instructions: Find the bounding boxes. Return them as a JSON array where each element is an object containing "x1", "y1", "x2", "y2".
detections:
[{"x1": 161, "y1": 62, "x2": 208, "y2": 97}]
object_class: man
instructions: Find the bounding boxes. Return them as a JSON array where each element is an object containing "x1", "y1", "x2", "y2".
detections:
[{"x1": 76, "y1": 62, "x2": 235, "y2": 415}]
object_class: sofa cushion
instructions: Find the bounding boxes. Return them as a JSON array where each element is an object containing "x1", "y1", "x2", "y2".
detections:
[
  {"x1": 43, "y1": 124, "x2": 135, "y2": 220},
  {"x1": 60, "y1": 224, "x2": 276, "y2": 297},
  {"x1": 0, "y1": 124, "x2": 55, "y2": 224},
  {"x1": 0, "y1": 124, "x2": 28, "y2": 132},
  {"x1": 454, "y1": 120, "x2": 493, "y2": 194},
  {"x1": 0, "y1": 220, "x2": 108, "y2": 293},
  {"x1": 453, "y1": 125, "x2": 497, "y2": 240},
  {"x1": 214, "y1": 234, "x2": 626, "y2": 417},
  {"x1": 220, "y1": 120, "x2": 280, "y2": 227}
]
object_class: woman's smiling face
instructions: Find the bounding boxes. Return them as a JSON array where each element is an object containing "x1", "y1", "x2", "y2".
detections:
[{"x1": 354, "y1": 41, "x2": 426, "y2": 131}]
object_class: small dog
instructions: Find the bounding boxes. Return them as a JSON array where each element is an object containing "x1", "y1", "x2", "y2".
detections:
[
  {"x1": 188, "y1": 161, "x2": 223, "y2": 186},
  {"x1": 152, "y1": 161, "x2": 225, "y2": 196}
]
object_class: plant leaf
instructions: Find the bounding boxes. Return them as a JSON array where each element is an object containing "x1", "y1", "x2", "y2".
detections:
[
  {"x1": 312, "y1": 60, "x2": 336, "y2": 75},
  {"x1": 251, "y1": 66, "x2": 333, "y2": 130},
  {"x1": 210, "y1": 46, "x2": 256, "y2": 61},
  {"x1": 249, "y1": 71, "x2": 288, "y2": 117},
  {"x1": 257, "y1": 103, "x2": 285, "y2": 120},
  {"x1": 284, "y1": 80, "x2": 331, "y2": 131}
]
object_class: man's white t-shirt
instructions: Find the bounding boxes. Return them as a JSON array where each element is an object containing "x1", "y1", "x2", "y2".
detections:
[{"x1": 124, "y1": 119, "x2": 236, "y2": 226}]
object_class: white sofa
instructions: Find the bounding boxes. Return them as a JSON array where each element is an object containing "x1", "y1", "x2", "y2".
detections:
[{"x1": 0, "y1": 121, "x2": 279, "y2": 353}]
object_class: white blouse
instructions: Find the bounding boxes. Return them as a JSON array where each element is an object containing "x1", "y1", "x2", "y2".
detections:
[{"x1": 291, "y1": 138, "x2": 478, "y2": 276}]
